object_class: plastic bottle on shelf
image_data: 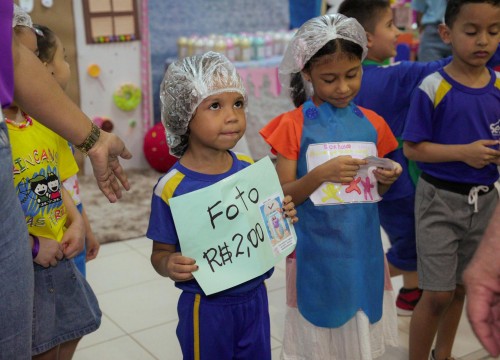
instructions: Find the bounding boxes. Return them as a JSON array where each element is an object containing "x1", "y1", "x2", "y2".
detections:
[
  {"x1": 177, "y1": 36, "x2": 188, "y2": 59},
  {"x1": 252, "y1": 36, "x2": 265, "y2": 60},
  {"x1": 264, "y1": 34, "x2": 273, "y2": 58},
  {"x1": 226, "y1": 37, "x2": 236, "y2": 61},
  {"x1": 187, "y1": 36, "x2": 197, "y2": 56},
  {"x1": 240, "y1": 36, "x2": 252, "y2": 62},
  {"x1": 233, "y1": 36, "x2": 241, "y2": 61},
  {"x1": 194, "y1": 37, "x2": 205, "y2": 55},
  {"x1": 272, "y1": 32, "x2": 282, "y2": 56},
  {"x1": 214, "y1": 37, "x2": 227, "y2": 56},
  {"x1": 205, "y1": 38, "x2": 215, "y2": 53}
]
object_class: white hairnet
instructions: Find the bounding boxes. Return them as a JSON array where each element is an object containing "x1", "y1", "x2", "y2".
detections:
[
  {"x1": 12, "y1": 4, "x2": 33, "y2": 28},
  {"x1": 160, "y1": 51, "x2": 247, "y2": 157},
  {"x1": 279, "y1": 13, "x2": 368, "y2": 100}
]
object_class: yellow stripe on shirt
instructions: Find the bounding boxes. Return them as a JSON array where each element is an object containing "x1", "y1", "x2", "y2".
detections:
[
  {"x1": 434, "y1": 79, "x2": 452, "y2": 108},
  {"x1": 235, "y1": 152, "x2": 254, "y2": 165},
  {"x1": 154, "y1": 169, "x2": 185, "y2": 205},
  {"x1": 193, "y1": 294, "x2": 201, "y2": 360}
]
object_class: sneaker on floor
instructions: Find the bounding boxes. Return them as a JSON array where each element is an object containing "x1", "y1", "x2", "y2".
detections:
[
  {"x1": 430, "y1": 349, "x2": 456, "y2": 360},
  {"x1": 396, "y1": 287, "x2": 422, "y2": 316}
]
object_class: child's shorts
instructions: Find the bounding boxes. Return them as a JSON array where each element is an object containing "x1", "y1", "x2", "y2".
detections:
[
  {"x1": 415, "y1": 174, "x2": 498, "y2": 291},
  {"x1": 378, "y1": 194, "x2": 417, "y2": 272},
  {"x1": 32, "y1": 258, "x2": 101, "y2": 355},
  {"x1": 176, "y1": 282, "x2": 271, "y2": 360}
]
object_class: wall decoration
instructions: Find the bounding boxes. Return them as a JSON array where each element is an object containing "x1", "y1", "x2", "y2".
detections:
[
  {"x1": 82, "y1": 0, "x2": 140, "y2": 44},
  {"x1": 92, "y1": 116, "x2": 114, "y2": 132},
  {"x1": 86, "y1": 63, "x2": 105, "y2": 90},
  {"x1": 112, "y1": 83, "x2": 142, "y2": 111}
]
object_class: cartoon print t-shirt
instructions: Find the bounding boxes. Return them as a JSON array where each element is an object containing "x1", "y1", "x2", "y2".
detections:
[{"x1": 8, "y1": 118, "x2": 79, "y2": 242}]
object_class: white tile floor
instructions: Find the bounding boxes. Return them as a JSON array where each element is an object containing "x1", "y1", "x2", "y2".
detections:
[{"x1": 73, "y1": 235, "x2": 496, "y2": 360}]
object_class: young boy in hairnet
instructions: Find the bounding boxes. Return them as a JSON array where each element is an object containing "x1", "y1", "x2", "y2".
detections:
[{"x1": 146, "y1": 51, "x2": 297, "y2": 360}]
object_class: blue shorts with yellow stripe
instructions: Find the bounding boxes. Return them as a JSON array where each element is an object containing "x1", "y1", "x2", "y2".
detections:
[{"x1": 176, "y1": 282, "x2": 271, "y2": 360}]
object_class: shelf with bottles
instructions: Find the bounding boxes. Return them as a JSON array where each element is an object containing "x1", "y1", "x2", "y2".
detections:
[{"x1": 176, "y1": 30, "x2": 296, "y2": 63}]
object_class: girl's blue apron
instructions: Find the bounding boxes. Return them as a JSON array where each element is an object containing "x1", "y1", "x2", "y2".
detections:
[{"x1": 295, "y1": 100, "x2": 384, "y2": 328}]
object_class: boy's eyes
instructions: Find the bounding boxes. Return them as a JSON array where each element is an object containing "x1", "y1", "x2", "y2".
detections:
[
  {"x1": 208, "y1": 100, "x2": 245, "y2": 110},
  {"x1": 464, "y1": 31, "x2": 499, "y2": 36},
  {"x1": 209, "y1": 102, "x2": 221, "y2": 110}
]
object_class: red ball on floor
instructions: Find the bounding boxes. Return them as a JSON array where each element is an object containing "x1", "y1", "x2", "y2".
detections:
[{"x1": 143, "y1": 122, "x2": 177, "y2": 173}]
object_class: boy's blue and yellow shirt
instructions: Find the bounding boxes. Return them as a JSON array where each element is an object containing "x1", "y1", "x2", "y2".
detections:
[
  {"x1": 403, "y1": 68, "x2": 500, "y2": 185},
  {"x1": 147, "y1": 150, "x2": 273, "y2": 295}
]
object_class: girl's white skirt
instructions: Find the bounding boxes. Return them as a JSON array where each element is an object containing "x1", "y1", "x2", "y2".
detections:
[{"x1": 281, "y1": 257, "x2": 399, "y2": 360}]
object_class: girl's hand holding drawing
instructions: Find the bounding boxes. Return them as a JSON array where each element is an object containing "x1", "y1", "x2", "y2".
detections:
[
  {"x1": 317, "y1": 155, "x2": 367, "y2": 183},
  {"x1": 282, "y1": 195, "x2": 299, "y2": 224},
  {"x1": 373, "y1": 160, "x2": 402, "y2": 185}
]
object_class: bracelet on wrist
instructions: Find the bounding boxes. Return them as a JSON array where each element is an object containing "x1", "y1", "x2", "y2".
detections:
[
  {"x1": 31, "y1": 235, "x2": 40, "y2": 259},
  {"x1": 75, "y1": 122, "x2": 101, "y2": 155}
]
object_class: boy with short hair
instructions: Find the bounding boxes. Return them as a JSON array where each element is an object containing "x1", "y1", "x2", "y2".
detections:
[
  {"x1": 147, "y1": 52, "x2": 298, "y2": 360},
  {"x1": 402, "y1": 0, "x2": 500, "y2": 358},
  {"x1": 338, "y1": 0, "x2": 500, "y2": 316}
]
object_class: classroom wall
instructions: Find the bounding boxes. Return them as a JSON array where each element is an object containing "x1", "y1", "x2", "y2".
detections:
[
  {"x1": 73, "y1": 0, "x2": 148, "y2": 172},
  {"x1": 148, "y1": 0, "x2": 290, "y2": 122}
]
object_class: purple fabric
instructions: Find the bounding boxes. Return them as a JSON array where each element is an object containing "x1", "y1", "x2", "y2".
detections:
[{"x1": 0, "y1": 0, "x2": 13, "y2": 108}]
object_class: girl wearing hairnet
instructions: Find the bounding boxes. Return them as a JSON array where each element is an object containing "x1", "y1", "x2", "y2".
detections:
[
  {"x1": 260, "y1": 14, "x2": 402, "y2": 359},
  {"x1": 147, "y1": 52, "x2": 298, "y2": 360}
]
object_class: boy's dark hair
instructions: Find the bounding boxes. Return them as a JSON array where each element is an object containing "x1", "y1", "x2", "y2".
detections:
[
  {"x1": 338, "y1": 0, "x2": 391, "y2": 33},
  {"x1": 33, "y1": 24, "x2": 58, "y2": 63},
  {"x1": 290, "y1": 38, "x2": 364, "y2": 107},
  {"x1": 444, "y1": 0, "x2": 500, "y2": 27}
]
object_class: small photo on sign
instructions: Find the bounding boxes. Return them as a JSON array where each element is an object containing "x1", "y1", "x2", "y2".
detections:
[{"x1": 260, "y1": 195, "x2": 294, "y2": 255}]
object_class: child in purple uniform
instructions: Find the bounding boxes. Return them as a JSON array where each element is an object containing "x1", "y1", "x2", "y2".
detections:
[
  {"x1": 403, "y1": 0, "x2": 500, "y2": 358},
  {"x1": 147, "y1": 52, "x2": 298, "y2": 360}
]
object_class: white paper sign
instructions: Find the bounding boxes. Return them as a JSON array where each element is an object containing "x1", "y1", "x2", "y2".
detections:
[{"x1": 306, "y1": 141, "x2": 383, "y2": 205}]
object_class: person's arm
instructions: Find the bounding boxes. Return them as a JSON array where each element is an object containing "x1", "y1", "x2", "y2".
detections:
[
  {"x1": 404, "y1": 140, "x2": 500, "y2": 168},
  {"x1": 463, "y1": 202, "x2": 500, "y2": 357},
  {"x1": 151, "y1": 241, "x2": 197, "y2": 281},
  {"x1": 60, "y1": 187, "x2": 85, "y2": 259},
  {"x1": 81, "y1": 207, "x2": 100, "y2": 261},
  {"x1": 275, "y1": 153, "x2": 368, "y2": 206},
  {"x1": 11, "y1": 36, "x2": 132, "y2": 203},
  {"x1": 374, "y1": 161, "x2": 403, "y2": 195},
  {"x1": 32, "y1": 235, "x2": 63, "y2": 268}
]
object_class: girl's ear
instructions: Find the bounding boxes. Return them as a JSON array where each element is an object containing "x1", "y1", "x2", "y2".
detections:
[
  {"x1": 301, "y1": 70, "x2": 311, "y2": 82},
  {"x1": 438, "y1": 24, "x2": 451, "y2": 44}
]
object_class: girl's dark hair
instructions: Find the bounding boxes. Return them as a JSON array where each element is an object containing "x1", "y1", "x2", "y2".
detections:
[
  {"x1": 445, "y1": 0, "x2": 500, "y2": 27},
  {"x1": 33, "y1": 24, "x2": 58, "y2": 63},
  {"x1": 290, "y1": 38, "x2": 364, "y2": 107}
]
